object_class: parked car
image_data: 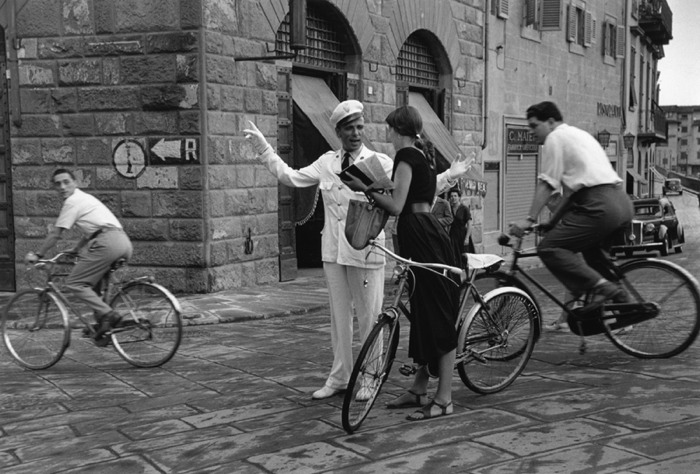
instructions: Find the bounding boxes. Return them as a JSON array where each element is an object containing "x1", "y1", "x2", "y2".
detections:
[
  {"x1": 662, "y1": 178, "x2": 683, "y2": 196},
  {"x1": 610, "y1": 197, "x2": 685, "y2": 257}
]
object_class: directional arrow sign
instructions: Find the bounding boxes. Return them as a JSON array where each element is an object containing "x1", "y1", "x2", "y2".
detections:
[
  {"x1": 147, "y1": 137, "x2": 200, "y2": 165},
  {"x1": 151, "y1": 139, "x2": 181, "y2": 160}
]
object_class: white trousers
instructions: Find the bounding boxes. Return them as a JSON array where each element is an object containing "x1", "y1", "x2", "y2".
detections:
[{"x1": 323, "y1": 262, "x2": 385, "y2": 389}]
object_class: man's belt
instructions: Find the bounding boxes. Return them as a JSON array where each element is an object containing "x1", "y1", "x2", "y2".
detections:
[{"x1": 89, "y1": 226, "x2": 123, "y2": 240}]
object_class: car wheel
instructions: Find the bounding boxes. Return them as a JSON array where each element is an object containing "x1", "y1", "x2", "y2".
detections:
[{"x1": 660, "y1": 236, "x2": 669, "y2": 256}]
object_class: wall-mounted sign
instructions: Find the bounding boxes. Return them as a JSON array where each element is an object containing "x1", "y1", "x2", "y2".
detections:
[
  {"x1": 597, "y1": 102, "x2": 622, "y2": 117},
  {"x1": 148, "y1": 138, "x2": 200, "y2": 165},
  {"x1": 112, "y1": 139, "x2": 146, "y2": 179},
  {"x1": 506, "y1": 126, "x2": 539, "y2": 154}
]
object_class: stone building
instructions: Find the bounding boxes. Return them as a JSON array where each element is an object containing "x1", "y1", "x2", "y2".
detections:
[
  {"x1": 480, "y1": 0, "x2": 670, "y2": 253},
  {"x1": 657, "y1": 105, "x2": 700, "y2": 177},
  {"x1": 0, "y1": 0, "x2": 486, "y2": 293}
]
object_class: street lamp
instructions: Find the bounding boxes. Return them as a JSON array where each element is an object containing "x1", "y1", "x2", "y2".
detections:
[
  {"x1": 597, "y1": 129, "x2": 611, "y2": 148},
  {"x1": 623, "y1": 132, "x2": 635, "y2": 150}
]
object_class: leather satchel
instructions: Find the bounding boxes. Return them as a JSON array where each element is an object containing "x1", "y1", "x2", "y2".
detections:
[{"x1": 345, "y1": 199, "x2": 389, "y2": 250}]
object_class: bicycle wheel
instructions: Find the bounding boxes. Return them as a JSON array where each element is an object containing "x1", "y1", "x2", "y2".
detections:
[
  {"x1": 457, "y1": 288, "x2": 537, "y2": 394},
  {"x1": 109, "y1": 281, "x2": 182, "y2": 368},
  {"x1": 604, "y1": 259, "x2": 700, "y2": 358},
  {"x1": 341, "y1": 313, "x2": 400, "y2": 434},
  {"x1": 1, "y1": 289, "x2": 70, "y2": 370},
  {"x1": 472, "y1": 271, "x2": 541, "y2": 339}
]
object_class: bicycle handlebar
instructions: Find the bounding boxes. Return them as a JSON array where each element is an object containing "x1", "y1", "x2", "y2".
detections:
[
  {"x1": 32, "y1": 252, "x2": 77, "y2": 269},
  {"x1": 368, "y1": 239, "x2": 466, "y2": 282}
]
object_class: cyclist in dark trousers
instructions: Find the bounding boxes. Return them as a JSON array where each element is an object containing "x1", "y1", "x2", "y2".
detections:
[
  {"x1": 25, "y1": 169, "x2": 132, "y2": 346},
  {"x1": 510, "y1": 101, "x2": 633, "y2": 313}
]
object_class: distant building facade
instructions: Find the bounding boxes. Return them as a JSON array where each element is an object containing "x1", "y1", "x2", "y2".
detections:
[
  {"x1": 480, "y1": 0, "x2": 671, "y2": 254},
  {"x1": 657, "y1": 105, "x2": 700, "y2": 177}
]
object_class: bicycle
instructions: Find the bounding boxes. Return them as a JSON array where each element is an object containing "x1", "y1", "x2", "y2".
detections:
[
  {"x1": 479, "y1": 227, "x2": 700, "y2": 357},
  {"x1": 2, "y1": 252, "x2": 183, "y2": 369},
  {"x1": 341, "y1": 240, "x2": 539, "y2": 434}
]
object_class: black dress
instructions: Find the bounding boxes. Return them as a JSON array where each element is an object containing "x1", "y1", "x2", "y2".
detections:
[{"x1": 394, "y1": 147, "x2": 460, "y2": 366}]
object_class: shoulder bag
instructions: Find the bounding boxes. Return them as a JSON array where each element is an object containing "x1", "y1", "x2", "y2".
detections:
[{"x1": 345, "y1": 198, "x2": 389, "y2": 250}]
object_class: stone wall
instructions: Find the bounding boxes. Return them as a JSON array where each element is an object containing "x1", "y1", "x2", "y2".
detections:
[
  {"x1": 9, "y1": 0, "x2": 486, "y2": 293},
  {"x1": 12, "y1": 0, "x2": 206, "y2": 292}
]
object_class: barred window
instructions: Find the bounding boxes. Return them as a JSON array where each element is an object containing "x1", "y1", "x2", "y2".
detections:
[
  {"x1": 276, "y1": 5, "x2": 348, "y2": 71},
  {"x1": 397, "y1": 35, "x2": 439, "y2": 88}
]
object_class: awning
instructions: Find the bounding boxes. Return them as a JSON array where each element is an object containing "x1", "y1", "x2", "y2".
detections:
[
  {"x1": 409, "y1": 92, "x2": 483, "y2": 181},
  {"x1": 626, "y1": 168, "x2": 648, "y2": 184},
  {"x1": 291, "y1": 75, "x2": 373, "y2": 150},
  {"x1": 291, "y1": 75, "x2": 341, "y2": 150}
]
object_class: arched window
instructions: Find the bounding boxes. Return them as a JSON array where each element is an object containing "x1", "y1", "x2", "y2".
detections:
[
  {"x1": 397, "y1": 31, "x2": 453, "y2": 172},
  {"x1": 397, "y1": 34, "x2": 440, "y2": 88},
  {"x1": 276, "y1": 4, "x2": 352, "y2": 73}
]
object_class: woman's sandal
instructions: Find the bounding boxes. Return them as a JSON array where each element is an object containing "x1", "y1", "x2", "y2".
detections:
[
  {"x1": 406, "y1": 399, "x2": 453, "y2": 421},
  {"x1": 386, "y1": 390, "x2": 428, "y2": 409}
]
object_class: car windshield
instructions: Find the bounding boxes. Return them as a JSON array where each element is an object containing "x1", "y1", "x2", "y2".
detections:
[{"x1": 635, "y1": 205, "x2": 662, "y2": 217}]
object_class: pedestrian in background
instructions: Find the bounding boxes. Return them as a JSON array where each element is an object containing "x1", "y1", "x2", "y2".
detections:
[
  {"x1": 244, "y1": 101, "x2": 472, "y2": 400},
  {"x1": 342, "y1": 105, "x2": 465, "y2": 421},
  {"x1": 448, "y1": 188, "x2": 474, "y2": 265}
]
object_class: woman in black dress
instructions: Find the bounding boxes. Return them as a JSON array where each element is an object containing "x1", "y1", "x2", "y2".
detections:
[{"x1": 342, "y1": 105, "x2": 463, "y2": 421}]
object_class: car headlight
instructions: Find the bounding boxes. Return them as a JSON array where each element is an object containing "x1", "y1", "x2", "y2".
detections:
[
  {"x1": 645, "y1": 223, "x2": 655, "y2": 233},
  {"x1": 628, "y1": 233, "x2": 636, "y2": 242}
]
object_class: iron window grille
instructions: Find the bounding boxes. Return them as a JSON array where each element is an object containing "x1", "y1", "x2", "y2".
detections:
[
  {"x1": 276, "y1": 6, "x2": 347, "y2": 71},
  {"x1": 397, "y1": 36, "x2": 439, "y2": 88}
]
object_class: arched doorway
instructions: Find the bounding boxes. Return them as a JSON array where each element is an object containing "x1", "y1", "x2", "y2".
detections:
[{"x1": 275, "y1": 2, "x2": 361, "y2": 278}]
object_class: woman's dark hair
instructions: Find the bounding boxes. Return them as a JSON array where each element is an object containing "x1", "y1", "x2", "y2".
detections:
[
  {"x1": 526, "y1": 101, "x2": 563, "y2": 122},
  {"x1": 52, "y1": 168, "x2": 76, "y2": 180},
  {"x1": 386, "y1": 105, "x2": 435, "y2": 169}
]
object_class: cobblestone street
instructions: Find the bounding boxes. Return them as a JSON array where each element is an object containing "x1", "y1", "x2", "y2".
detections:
[{"x1": 1, "y1": 192, "x2": 699, "y2": 473}]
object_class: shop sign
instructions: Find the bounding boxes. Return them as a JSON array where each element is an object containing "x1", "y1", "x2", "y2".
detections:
[{"x1": 506, "y1": 126, "x2": 539, "y2": 154}]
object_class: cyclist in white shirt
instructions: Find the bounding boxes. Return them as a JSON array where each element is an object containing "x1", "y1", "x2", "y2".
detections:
[
  {"x1": 511, "y1": 101, "x2": 633, "y2": 313},
  {"x1": 26, "y1": 169, "x2": 133, "y2": 346}
]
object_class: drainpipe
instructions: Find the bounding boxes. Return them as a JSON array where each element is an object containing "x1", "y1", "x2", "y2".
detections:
[
  {"x1": 6, "y1": 0, "x2": 22, "y2": 126},
  {"x1": 481, "y1": 0, "x2": 489, "y2": 150}
]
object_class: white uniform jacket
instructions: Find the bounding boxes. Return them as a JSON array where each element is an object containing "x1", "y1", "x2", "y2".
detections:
[{"x1": 260, "y1": 145, "x2": 391, "y2": 268}]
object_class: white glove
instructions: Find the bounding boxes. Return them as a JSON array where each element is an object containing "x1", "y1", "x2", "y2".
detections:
[
  {"x1": 447, "y1": 151, "x2": 476, "y2": 181},
  {"x1": 243, "y1": 120, "x2": 272, "y2": 156}
]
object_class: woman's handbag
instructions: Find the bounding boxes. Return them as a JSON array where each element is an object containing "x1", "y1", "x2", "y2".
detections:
[{"x1": 345, "y1": 198, "x2": 389, "y2": 250}]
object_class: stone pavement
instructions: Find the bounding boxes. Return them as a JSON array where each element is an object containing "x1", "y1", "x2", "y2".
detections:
[{"x1": 0, "y1": 192, "x2": 699, "y2": 473}]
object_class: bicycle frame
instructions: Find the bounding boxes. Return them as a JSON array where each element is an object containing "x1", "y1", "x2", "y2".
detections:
[
  {"x1": 367, "y1": 240, "x2": 521, "y2": 366},
  {"x1": 34, "y1": 253, "x2": 129, "y2": 334}
]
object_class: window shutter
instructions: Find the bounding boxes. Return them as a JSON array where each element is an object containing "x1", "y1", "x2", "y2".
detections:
[
  {"x1": 539, "y1": 0, "x2": 562, "y2": 31},
  {"x1": 497, "y1": 0, "x2": 510, "y2": 19},
  {"x1": 566, "y1": 5, "x2": 577, "y2": 42},
  {"x1": 591, "y1": 17, "x2": 597, "y2": 44},
  {"x1": 602, "y1": 21, "x2": 609, "y2": 56},
  {"x1": 616, "y1": 25, "x2": 626, "y2": 58},
  {"x1": 526, "y1": 0, "x2": 537, "y2": 26},
  {"x1": 583, "y1": 11, "x2": 593, "y2": 46},
  {"x1": 396, "y1": 84, "x2": 409, "y2": 107}
]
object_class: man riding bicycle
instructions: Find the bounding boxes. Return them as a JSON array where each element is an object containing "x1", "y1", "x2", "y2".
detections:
[
  {"x1": 25, "y1": 169, "x2": 133, "y2": 346},
  {"x1": 510, "y1": 101, "x2": 634, "y2": 313}
]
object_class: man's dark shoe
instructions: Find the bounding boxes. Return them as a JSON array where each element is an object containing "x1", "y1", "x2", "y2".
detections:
[
  {"x1": 93, "y1": 311, "x2": 121, "y2": 347},
  {"x1": 582, "y1": 281, "x2": 627, "y2": 312}
]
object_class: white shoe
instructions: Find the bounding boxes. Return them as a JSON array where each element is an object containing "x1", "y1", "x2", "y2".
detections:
[{"x1": 311, "y1": 385, "x2": 344, "y2": 400}]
